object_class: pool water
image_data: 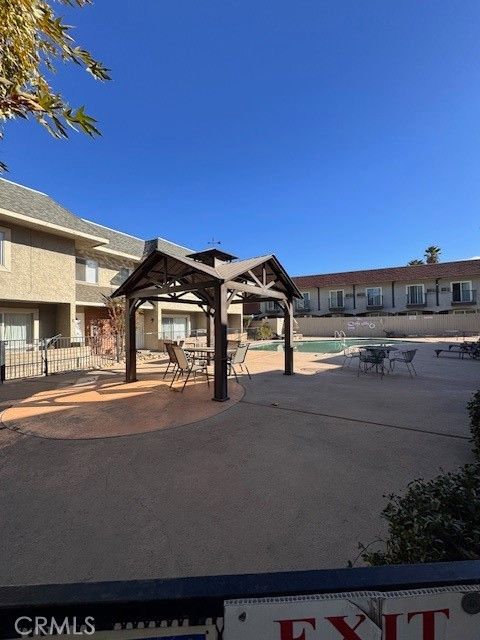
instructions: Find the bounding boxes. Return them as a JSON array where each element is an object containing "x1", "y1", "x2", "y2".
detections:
[{"x1": 251, "y1": 338, "x2": 408, "y2": 354}]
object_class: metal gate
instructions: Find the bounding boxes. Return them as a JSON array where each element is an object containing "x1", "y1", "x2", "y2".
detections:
[{"x1": 0, "y1": 334, "x2": 122, "y2": 382}]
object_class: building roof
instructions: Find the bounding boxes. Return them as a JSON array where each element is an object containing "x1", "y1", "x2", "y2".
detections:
[
  {"x1": 293, "y1": 259, "x2": 480, "y2": 288},
  {"x1": 0, "y1": 178, "x2": 193, "y2": 260}
]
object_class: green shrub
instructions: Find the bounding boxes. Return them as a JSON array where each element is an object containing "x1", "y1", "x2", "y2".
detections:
[
  {"x1": 468, "y1": 390, "x2": 480, "y2": 459},
  {"x1": 361, "y1": 464, "x2": 480, "y2": 565},
  {"x1": 256, "y1": 322, "x2": 274, "y2": 340}
]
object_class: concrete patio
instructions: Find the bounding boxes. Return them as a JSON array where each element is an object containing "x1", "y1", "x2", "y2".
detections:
[{"x1": 0, "y1": 339, "x2": 478, "y2": 585}]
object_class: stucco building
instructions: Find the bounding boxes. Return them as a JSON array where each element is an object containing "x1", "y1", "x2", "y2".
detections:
[{"x1": 0, "y1": 179, "x2": 242, "y2": 347}]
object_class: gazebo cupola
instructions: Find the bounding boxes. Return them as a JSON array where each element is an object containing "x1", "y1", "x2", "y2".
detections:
[{"x1": 186, "y1": 248, "x2": 237, "y2": 268}]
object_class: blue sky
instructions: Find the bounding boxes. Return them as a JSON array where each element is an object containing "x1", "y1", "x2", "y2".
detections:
[{"x1": 3, "y1": 1, "x2": 480, "y2": 274}]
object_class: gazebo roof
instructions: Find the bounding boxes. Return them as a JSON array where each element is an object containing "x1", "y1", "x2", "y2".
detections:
[{"x1": 112, "y1": 246, "x2": 302, "y2": 303}]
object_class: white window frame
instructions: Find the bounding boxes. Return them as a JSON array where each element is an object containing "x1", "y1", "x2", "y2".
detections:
[
  {"x1": 0, "y1": 226, "x2": 12, "y2": 271},
  {"x1": 161, "y1": 315, "x2": 190, "y2": 341},
  {"x1": 76, "y1": 257, "x2": 99, "y2": 284},
  {"x1": 296, "y1": 291, "x2": 311, "y2": 310},
  {"x1": 406, "y1": 283, "x2": 425, "y2": 304},
  {"x1": 329, "y1": 289, "x2": 344, "y2": 307},
  {"x1": 451, "y1": 280, "x2": 473, "y2": 303},
  {"x1": 0, "y1": 307, "x2": 39, "y2": 343},
  {"x1": 365, "y1": 286, "x2": 382, "y2": 306}
]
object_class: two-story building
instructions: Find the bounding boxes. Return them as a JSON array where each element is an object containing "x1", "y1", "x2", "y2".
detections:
[
  {"x1": 0, "y1": 178, "x2": 242, "y2": 347},
  {"x1": 256, "y1": 260, "x2": 480, "y2": 318}
]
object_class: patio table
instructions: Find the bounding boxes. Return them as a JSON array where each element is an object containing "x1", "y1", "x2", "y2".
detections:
[
  {"x1": 184, "y1": 346, "x2": 235, "y2": 363},
  {"x1": 358, "y1": 345, "x2": 398, "y2": 375},
  {"x1": 360, "y1": 344, "x2": 398, "y2": 354}
]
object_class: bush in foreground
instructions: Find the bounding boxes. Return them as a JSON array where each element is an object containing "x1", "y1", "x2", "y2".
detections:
[
  {"x1": 361, "y1": 464, "x2": 480, "y2": 565},
  {"x1": 468, "y1": 390, "x2": 480, "y2": 459}
]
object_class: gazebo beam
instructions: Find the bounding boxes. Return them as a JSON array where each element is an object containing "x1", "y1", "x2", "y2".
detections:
[
  {"x1": 213, "y1": 283, "x2": 229, "y2": 402},
  {"x1": 131, "y1": 280, "x2": 218, "y2": 298},
  {"x1": 125, "y1": 296, "x2": 138, "y2": 383},
  {"x1": 224, "y1": 280, "x2": 287, "y2": 300}
]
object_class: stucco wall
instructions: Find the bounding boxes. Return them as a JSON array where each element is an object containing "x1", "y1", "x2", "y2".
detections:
[{"x1": 0, "y1": 223, "x2": 75, "y2": 303}]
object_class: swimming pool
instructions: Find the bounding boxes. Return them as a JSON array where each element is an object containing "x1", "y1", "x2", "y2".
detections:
[{"x1": 250, "y1": 338, "x2": 410, "y2": 354}]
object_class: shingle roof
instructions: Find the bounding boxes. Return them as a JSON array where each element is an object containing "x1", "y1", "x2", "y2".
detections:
[
  {"x1": 143, "y1": 237, "x2": 194, "y2": 259},
  {"x1": 0, "y1": 178, "x2": 195, "y2": 259},
  {"x1": 294, "y1": 260, "x2": 480, "y2": 288},
  {"x1": 0, "y1": 178, "x2": 103, "y2": 238}
]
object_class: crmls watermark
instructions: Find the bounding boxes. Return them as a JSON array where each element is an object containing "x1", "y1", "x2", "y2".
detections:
[{"x1": 14, "y1": 617, "x2": 95, "y2": 636}]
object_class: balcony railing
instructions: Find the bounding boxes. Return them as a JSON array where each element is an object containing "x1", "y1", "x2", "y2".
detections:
[
  {"x1": 295, "y1": 303, "x2": 311, "y2": 314},
  {"x1": 452, "y1": 290, "x2": 476, "y2": 305},
  {"x1": 329, "y1": 297, "x2": 345, "y2": 310},
  {"x1": 366, "y1": 294, "x2": 383, "y2": 309},
  {"x1": 406, "y1": 292, "x2": 427, "y2": 306}
]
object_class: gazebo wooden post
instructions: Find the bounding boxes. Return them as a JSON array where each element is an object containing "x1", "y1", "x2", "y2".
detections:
[
  {"x1": 205, "y1": 307, "x2": 214, "y2": 365},
  {"x1": 213, "y1": 284, "x2": 229, "y2": 401},
  {"x1": 283, "y1": 297, "x2": 294, "y2": 375},
  {"x1": 125, "y1": 296, "x2": 138, "y2": 383}
]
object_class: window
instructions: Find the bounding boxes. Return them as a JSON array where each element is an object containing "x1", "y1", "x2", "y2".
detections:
[
  {"x1": 76, "y1": 257, "x2": 98, "y2": 284},
  {"x1": 329, "y1": 290, "x2": 344, "y2": 308},
  {"x1": 452, "y1": 281, "x2": 473, "y2": 303},
  {"x1": 366, "y1": 287, "x2": 382, "y2": 306},
  {"x1": 296, "y1": 292, "x2": 311, "y2": 310},
  {"x1": 0, "y1": 226, "x2": 11, "y2": 270},
  {"x1": 407, "y1": 284, "x2": 425, "y2": 304},
  {"x1": 161, "y1": 316, "x2": 189, "y2": 341},
  {"x1": 119, "y1": 267, "x2": 131, "y2": 283},
  {"x1": 0, "y1": 311, "x2": 34, "y2": 343}
]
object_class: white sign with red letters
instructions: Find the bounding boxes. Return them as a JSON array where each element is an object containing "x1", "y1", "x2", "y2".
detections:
[{"x1": 224, "y1": 586, "x2": 480, "y2": 640}]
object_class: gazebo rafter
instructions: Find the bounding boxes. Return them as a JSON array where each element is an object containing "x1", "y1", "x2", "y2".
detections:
[{"x1": 112, "y1": 247, "x2": 301, "y2": 402}]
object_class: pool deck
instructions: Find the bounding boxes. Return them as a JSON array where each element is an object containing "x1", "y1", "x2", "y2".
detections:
[{"x1": 0, "y1": 338, "x2": 478, "y2": 585}]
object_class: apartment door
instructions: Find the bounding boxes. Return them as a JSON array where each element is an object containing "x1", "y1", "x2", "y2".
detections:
[{"x1": 74, "y1": 312, "x2": 85, "y2": 339}]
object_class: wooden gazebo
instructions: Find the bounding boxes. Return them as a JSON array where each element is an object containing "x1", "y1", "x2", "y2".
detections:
[{"x1": 111, "y1": 247, "x2": 302, "y2": 402}]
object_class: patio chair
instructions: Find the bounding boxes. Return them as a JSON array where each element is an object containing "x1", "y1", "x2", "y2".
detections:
[
  {"x1": 342, "y1": 345, "x2": 361, "y2": 368},
  {"x1": 389, "y1": 349, "x2": 417, "y2": 377},
  {"x1": 357, "y1": 349, "x2": 386, "y2": 378},
  {"x1": 170, "y1": 345, "x2": 209, "y2": 392},
  {"x1": 228, "y1": 343, "x2": 251, "y2": 381},
  {"x1": 162, "y1": 341, "x2": 178, "y2": 379},
  {"x1": 227, "y1": 339, "x2": 241, "y2": 351}
]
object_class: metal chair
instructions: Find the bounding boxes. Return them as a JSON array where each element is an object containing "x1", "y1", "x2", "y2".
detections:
[
  {"x1": 389, "y1": 349, "x2": 417, "y2": 377},
  {"x1": 342, "y1": 345, "x2": 361, "y2": 368},
  {"x1": 228, "y1": 343, "x2": 251, "y2": 381},
  {"x1": 358, "y1": 349, "x2": 386, "y2": 378},
  {"x1": 162, "y1": 341, "x2": 178, "y2": 379},
  {"x1": 170, "y1": 345, "x2": 209, "y2": 392}
]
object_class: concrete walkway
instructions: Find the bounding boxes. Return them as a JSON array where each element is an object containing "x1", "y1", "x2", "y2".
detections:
[{"x1": 0, "y1": 341, "x2": 478, "y2": 585}]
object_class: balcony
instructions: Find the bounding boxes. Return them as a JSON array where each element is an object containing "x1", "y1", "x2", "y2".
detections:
[
  {"x1": 452, "y1": 290, "x2": 476, "y2": 305},
  {"x1": 406, "y1": 293, "x2": 427, "y2": 307},
  {"x1": 366, "y1": 295, "x2": 383, "y2": 310},
  {"x1": 329, "y1": 297, "x2": 345, "y2": 311},
  {"x1": 294, "y1": 303, "x2": 311, "y2": 314}
]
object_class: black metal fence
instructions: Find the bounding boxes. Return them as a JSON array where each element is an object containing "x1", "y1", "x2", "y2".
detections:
[
  {"x1": 0, "y1": 335, "x2": 122, "y2": 383},
  {"x1": 0, "y1": 561, "x2": 478, "y2": 639}
]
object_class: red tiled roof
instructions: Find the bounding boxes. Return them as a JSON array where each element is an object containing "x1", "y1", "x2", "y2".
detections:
[{"x1": 293, "y1": 259, "x2": 480, "y2": 288}]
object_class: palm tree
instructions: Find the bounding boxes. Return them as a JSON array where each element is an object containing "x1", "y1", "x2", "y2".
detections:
[
  {"x1": 408, "y1": 259, "x2": 424, "y2": 265},
  {"x1": 424, "y1": 246, "x2": 441, "y2": 264}
]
